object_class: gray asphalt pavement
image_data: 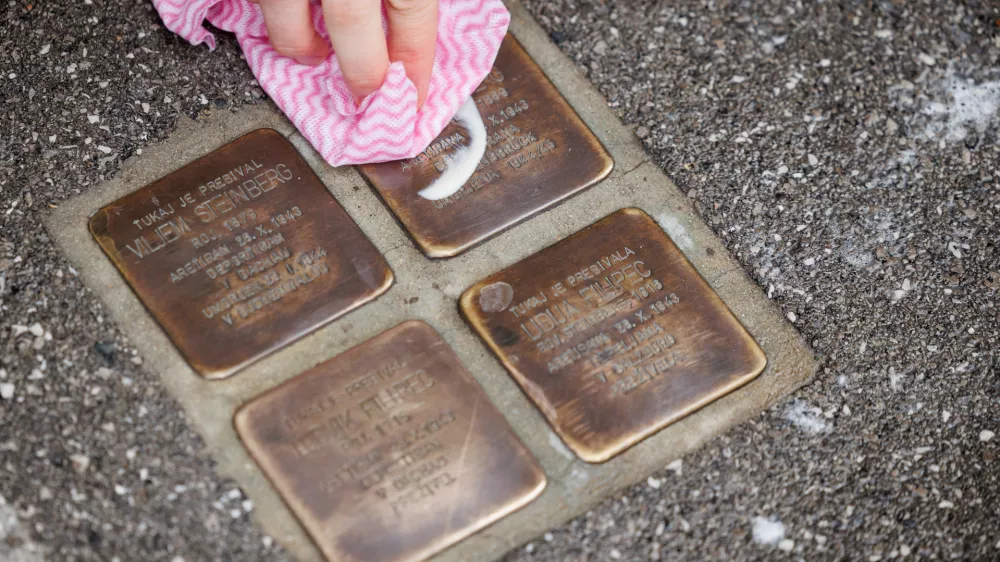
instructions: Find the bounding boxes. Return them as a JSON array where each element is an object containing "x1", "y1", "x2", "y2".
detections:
[{"x1": 1, "y1": 0, "x2": 998, "y2": 561}]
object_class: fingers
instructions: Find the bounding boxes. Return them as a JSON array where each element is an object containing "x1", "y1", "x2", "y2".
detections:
[
  {"x1": 258, "y1": 0, "x2": 329, "y2": 65},
  {"x1": 323, "y1": 0, "x2": 390, "y2": 102},
  {"x1": 260, "y1": 0, "x2": 437, "y2": 106},
  {"x1": 385, "y1": 0, "x2": 438, "y2": 108}
]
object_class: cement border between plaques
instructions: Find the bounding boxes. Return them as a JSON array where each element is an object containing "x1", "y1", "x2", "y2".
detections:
[{"x1": 45, "y1": 3, "x2": 818, "y2": 561}]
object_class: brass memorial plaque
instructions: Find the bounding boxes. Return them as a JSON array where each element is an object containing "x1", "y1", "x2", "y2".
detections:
[
  {"x1": 357, "y1": 35, "x2": 614, "y2": 258},
  {"x1": 235, "y1": 320, "x2": 546, "y2": 562},
  {"x1": 461, "y1": 209, "x2": 767, "y2": 463},
  {"x1": 89, "y1": 129, "x2": 393, "y2": 379}
]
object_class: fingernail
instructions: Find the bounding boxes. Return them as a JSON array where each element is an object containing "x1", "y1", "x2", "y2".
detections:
[{"x1": 294, "y1": 55, "x2": 325, "y2": 66}]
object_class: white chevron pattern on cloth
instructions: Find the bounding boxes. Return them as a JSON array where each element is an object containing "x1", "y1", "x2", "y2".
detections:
[{"x1": 152, "y1": 0, "x2": 509, "y2": 166}]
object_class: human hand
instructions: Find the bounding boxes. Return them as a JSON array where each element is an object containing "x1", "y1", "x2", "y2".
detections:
[{"x1": 253, "y1": 0, "x2": 439, "y2": 107}]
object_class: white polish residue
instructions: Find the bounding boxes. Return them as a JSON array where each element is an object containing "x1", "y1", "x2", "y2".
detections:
[
  {"x1": 783, "y1": 400, "x2": 830, "y2": 434},
  {"x1": 751, "y1": 516, "x2": 786, "y2": 546},
  {"x1": 0, "y1": 494, "x2": 45, "y2": 561},
  {"x1": 656, "y1": 213, "x2": 695, "y2": 252},
  {"x1": 548, "y1": 430, "x2": 574, "y2": 461},
  {"x1": 565, "y1": 465, "x2": 591, "y2": 491},
  {"x1": 418, "y1": 97, "x2": 486, "y2": 201}
]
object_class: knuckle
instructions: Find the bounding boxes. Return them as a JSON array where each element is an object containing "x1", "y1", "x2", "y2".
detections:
[
  {"x1": 390, "y1": 44, "x2": 422, "y2": 60},
  {"x1": 385, "y1": 0, "x2": 434, "y2": 14},
  {"x1": 270, "y1": 39, "x2": 314, "y2": 58},
  {"x1": 347, "y1": 69, "x2": 385, "y2": 93}
]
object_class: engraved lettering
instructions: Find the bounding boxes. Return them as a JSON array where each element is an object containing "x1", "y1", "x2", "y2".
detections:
[{"x1": 125, "y1": 216, "x2": 193, "y2": 259}]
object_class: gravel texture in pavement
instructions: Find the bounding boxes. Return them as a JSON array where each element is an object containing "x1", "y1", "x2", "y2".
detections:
[{"x1": 1, "y1": 0, "x2": 998, "y2": 561}]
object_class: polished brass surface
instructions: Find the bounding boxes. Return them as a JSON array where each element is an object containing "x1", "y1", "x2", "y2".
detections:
[
  {"x1": 235, "y1": 320, "x2": 546, "y2": 562},
  {"x1": 357, "y1": 35, "x2": 614, "y2": 258},
  {"x1": 89, "y1": 129, "x2": 393, "y2": 379},
  {"x1": 461, "y1": 208, "x2": 767, "y2": 463}
]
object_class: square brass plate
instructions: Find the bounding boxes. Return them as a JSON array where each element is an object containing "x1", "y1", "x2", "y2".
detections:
[
  {"x1": 356, "y1": 34, "x2": 614, "y2": 258},
  {"x1": 234, "y1": 320, "x2": 546, "y2": 562},
  {"x1": 460, "y1": 208, "x2": 767, "y2": 463},
  {"x1": 89, "y1": 129, "x2": 393, "y2": 379}
]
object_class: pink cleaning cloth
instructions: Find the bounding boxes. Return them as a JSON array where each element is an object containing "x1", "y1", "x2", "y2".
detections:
[{"x1": 152, "y1": 0, "x2": 509, "y2": 166}]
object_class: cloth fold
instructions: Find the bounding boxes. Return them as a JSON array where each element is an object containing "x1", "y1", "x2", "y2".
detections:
[{"x1": 152, "y1": 0, "x2": 509, "y2": 166}]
